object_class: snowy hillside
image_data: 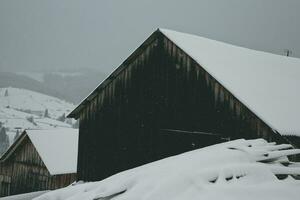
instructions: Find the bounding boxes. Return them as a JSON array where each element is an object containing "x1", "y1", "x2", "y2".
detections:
[
  {"x1": 0, "y1": 87, "x2": 76, "y2": 144},
  {"x1": 35, "y1": 138, "x2": 300, "y2": 200}
]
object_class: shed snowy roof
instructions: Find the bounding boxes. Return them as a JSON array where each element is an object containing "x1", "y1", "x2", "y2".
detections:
[
  {"x1": 160, "y1": 29, "x2": 300, "y2": 136},
  {"x1": 0, "y1": 128, "x2": 78, "y2": 175},
  {"x1": 69, "y1": 28, "x2": 300, "y2": 136},
  {"x1": 26, "y1": 129, "x2": 78, "y2": 175}
]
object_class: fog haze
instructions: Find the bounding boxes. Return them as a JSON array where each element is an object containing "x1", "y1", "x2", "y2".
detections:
[{"x1": 1, "y1": 0, "x2": 300, "y2": 73}]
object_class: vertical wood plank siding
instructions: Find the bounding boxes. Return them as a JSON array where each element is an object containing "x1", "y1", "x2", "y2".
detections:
[
  {"x1": 0, "y1": 136, "x2": 76, "y2": 197},
  {"x1": 76, "y1": 32, "x2": 293, "y2": 182}
]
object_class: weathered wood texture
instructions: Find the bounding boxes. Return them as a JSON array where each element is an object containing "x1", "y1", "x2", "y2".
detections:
[
  {"x1": 76, "y1": 31, "x2": 296, "y2": 182},
  {"x1": 0, "y1": 136, "x2": 76, "y2": 197}
]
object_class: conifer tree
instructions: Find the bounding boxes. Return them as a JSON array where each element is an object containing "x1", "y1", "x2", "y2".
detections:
[
  {"x1": 14, "y1": 129, "x2": 20, "y2": 142},
  {"x1": 44, "y1": 109, "x2": 50, "y2": 118},
  {"x1": 0, "y1": 127, "x2": 9, "y2": 155},
  {"x1": 4, "y1": 89, "x2": 8, "y2": 97},
  {"x1": 57, "y1": 113, "x2": 66, "y2": 122}
]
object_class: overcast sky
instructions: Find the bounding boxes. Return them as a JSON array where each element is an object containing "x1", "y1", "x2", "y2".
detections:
[{"x1": 0, "y1": 0, "x2": 300, "y2": 73}]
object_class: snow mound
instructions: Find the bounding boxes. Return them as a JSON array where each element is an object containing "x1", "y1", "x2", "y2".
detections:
[{"x1": 35, "y1": 139, "x2": 300, "y2": 200}]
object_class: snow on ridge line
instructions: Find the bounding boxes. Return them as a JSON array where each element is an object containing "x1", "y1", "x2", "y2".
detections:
[{"x1": 35, "y1": 138, "x2": 300, "y2": 200}]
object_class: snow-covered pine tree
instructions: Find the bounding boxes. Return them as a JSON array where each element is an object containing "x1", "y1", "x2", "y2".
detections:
[
  {"x1": 4, "y1": 89, "x2": 8, "y2": 97},
  {"x1": 14, "y1": 129, "x2": 20, "y2": 142},
  {"x1": 0, "y1": 127, "x2": 9, "y2": 155},
  {"x1": 44, "y1": 109, "x2": 50, "y2": 118},
  {"x1": 57, "y1": 113, "x2": 66, "y2": 122}
]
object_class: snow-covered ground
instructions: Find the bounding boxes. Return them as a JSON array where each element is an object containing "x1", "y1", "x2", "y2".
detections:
[
  {"x1": 35, "y1": 138, "x2": 300, "y2": 200},
  {"x1": 1, "y1": 191, "x2": 49, "y2": 200},
  {"x1": 0, "y1": 87, "x2": 76, "y2": 144}
]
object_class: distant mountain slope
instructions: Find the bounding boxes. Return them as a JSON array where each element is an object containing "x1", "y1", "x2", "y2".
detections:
[
  {"x1": 0, "y1": 72, "x2": 69, "y2": 101},
  {"x1": 0, "y1": 87, "x2": 74, "y2": 119},
  {"x1": 42, "y1": 70, "x2": 106, "y2": 104},
  {"x1": 0, "y1": 70, "x2": 107, "y2": 104},
  {"x1": 0, "y1": 87, "x2": 76, "y2": 145}
]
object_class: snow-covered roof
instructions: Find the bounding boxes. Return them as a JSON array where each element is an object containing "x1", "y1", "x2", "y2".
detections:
[
  {"x1": 160, "y1": 29, "x2": 300, "y2": 136},
  {"x1": 26, "y1": 129, "x2": 78, "y2": 175},
  {"x1": 0, "y1": 128, "x2": 78, "y2": 175},
  {"x1": 34, "y1": 138, "x2": 300, "y2": 200},
  {"x1": 69, "y1": 29, "x2": 300, "y2": 137}
]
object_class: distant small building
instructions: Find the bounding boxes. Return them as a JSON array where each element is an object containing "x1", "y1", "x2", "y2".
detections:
[{"x1": 0, "y1": 129, "x2": 78, "y2": 197}]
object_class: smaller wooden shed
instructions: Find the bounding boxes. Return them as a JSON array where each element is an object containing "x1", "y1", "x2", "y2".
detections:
[{"x1": 0, "y1": 128, "x2": 78, "y2": 197}]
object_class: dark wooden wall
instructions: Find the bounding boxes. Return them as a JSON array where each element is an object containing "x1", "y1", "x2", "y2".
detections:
[
  {"x1": 0, "y1": 136, "x2": 76, "y2": 197},
  {"x1": 0, "y1": 161, "x2": 12, "y2": 196},
  {"x1": 77, "y1": 31, "x2": 293, "y2": 182}
]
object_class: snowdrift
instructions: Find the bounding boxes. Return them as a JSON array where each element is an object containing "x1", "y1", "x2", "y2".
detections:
[{"x1": 35, "y1": 139, "x2": 300, "y2": 200}]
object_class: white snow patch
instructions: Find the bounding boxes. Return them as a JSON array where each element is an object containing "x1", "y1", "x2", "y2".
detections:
[
  {"x1": 35, "y1": 138, "x2": 300, "y2": 200},
  {"x1": 26, "y1": 128, "x2": 78, "y2": 175},
  {"x1": 160, "y1": 29, "x2": 300, "y2": 136},
  {"x1": 1, "y1": 190, "x2": 49, "y2": 200},
  {"x1": 0, "y1": 87, "x2": 74, "y2": 119}
]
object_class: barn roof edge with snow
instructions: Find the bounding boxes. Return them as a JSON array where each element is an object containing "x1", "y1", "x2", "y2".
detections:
[{"x1": 68, "y1": 28, "x2": 300, "y2": 137}]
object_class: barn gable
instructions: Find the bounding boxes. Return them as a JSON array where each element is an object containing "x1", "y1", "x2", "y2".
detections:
[
  {"x1": 0, "y1": 129, "x2": 78, "y2": 175},
  {"x1": 68, "y1": 29, "x2": 300, "y2": 181},
  {"x1": 0, "y1": 134, "x2": 47, "y2": 196},
  {"x1": 0, "y1": 132, "x2": 43, "y2": 166}
]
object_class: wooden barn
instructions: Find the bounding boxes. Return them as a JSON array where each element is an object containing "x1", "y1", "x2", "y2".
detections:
[
  {"x1": 68, "y1": 29, "x2": 300, "y2": 182},
  {"x1": 0, "y1": 129, "x2": 78, "y2": 197}
]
